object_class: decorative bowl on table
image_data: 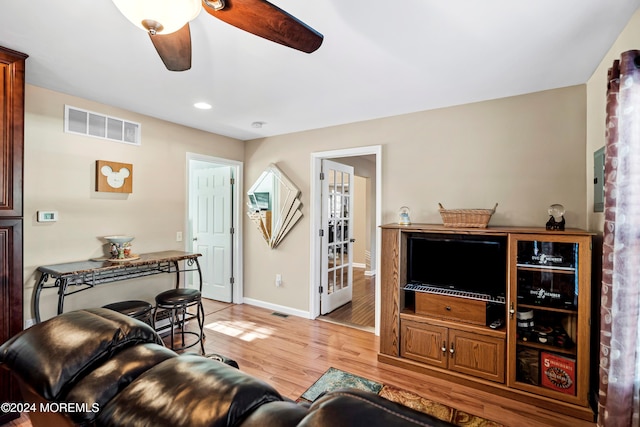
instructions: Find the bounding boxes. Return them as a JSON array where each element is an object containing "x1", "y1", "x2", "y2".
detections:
[
  {"x1": 104, "y1": 236, "x2": 135, "y2": 246},
  {"x1": 104, "y1": 236, "x2": 137, "y2": 261}
]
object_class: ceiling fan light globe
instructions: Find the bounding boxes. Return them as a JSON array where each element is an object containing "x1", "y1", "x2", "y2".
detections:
[{"x1": 112, "y1": 0, "x2": 201, "y2": 34}]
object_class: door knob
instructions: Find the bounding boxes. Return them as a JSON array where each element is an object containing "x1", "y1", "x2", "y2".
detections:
[{"x1": 193, "y1": 237, "x2": 198, "y2": 241}]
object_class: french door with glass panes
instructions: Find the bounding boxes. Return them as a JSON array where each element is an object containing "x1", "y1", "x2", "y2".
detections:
[{"x1": 320, "y1": 160, "x2": 354, "y2": 314}]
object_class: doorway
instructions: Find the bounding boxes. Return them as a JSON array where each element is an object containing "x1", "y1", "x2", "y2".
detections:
[
  {"x1": 320, "y1": 160, "x2": 355, "y2": 315},
  {"x1": 186, "y1": 153, "x2": 243, "y2": 303},
  {"x1": 310, "y1": 145, "x2": 382, "y2": 335}
]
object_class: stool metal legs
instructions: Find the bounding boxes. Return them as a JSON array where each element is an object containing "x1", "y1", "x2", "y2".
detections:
[{"x1": 154, "y1": 299, "x2": 205, "y2": 354}]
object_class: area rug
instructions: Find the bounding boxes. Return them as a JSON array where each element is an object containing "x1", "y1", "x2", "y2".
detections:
[
  {"x1": 300, "y1": 367, "x2": 384, "y2": 402},
  {"x1": 300, "y1": 367, "x2": 503, "y2": 427}
]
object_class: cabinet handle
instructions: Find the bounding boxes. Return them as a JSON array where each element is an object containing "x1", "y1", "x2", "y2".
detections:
[
  {"x1": 441, "y1": 342, "x2": 447, "y2": 354},
  {"x1": 449, "y1": 343, "x2": 455, "y2": 355},
  {"x1": 445, "y1": 306, "x2": 451, "y2": 311},
  {"x1": 509, "y1": 302, "x2": 515, "y2": 319}
]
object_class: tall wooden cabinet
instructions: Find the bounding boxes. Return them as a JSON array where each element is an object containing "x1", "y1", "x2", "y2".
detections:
[
  {"x1": 508, "y1": 233, "x2": 592, "y2": 408},
  {"x1": 379, "y1": 224, "x2": 595, "y2": 421},
  {"x1": 0, "y1": 46, "x2": 27, "y2": 424}
]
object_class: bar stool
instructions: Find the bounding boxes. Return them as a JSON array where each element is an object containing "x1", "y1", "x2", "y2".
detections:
[
  {"x1": 102, "y1": 300, "x2": 154, "y2": 327},
  {"x1": 154, "y1": 287, "x2": 205, "y2": 354}
]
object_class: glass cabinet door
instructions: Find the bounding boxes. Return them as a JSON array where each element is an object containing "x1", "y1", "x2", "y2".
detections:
[{"x1": 508, "y1": 234, "x2": 591, "y2": 406}]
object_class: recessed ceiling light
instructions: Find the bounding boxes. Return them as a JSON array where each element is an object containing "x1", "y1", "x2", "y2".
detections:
[
  {"x1": 252, "y1": 121, "x2": 266, "y2": 128},
  {"x1": 194, "y1": 102, "x2": 212, "y2": 110}
]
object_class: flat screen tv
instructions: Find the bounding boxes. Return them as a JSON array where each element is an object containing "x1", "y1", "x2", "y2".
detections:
[{"x1": 406, "y1": 233, "x2": 507, "y2": 300}]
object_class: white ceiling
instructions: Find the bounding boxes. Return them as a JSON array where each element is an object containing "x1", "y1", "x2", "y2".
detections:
[{"x1": 1, "y1": 1, "x2": 638, "y2": 141}]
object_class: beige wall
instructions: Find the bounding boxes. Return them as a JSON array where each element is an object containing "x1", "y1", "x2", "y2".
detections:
[
  {"x1": 244, "y1": 85, "x2": 587, "y2": 312},
  {"x1": 23, "y1": 57, "x2": 596, "y2": 320},
  {"x1": 586, "y1": 9, "x2": 640, "y2": 232},
  {"x1": 352, "y1": 175, "x2": 367, "y2": 266},
  {"x1": 24, "y1": 86, "x2": 244, "y2": 322}
]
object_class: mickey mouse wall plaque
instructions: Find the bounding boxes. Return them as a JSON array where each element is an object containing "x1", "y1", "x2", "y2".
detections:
[{"x1": 96, "y1": 160, "x2": 133, "y2": 193}]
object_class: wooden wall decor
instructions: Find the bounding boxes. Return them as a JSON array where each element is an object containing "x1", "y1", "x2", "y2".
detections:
[{"x1": 96, "y1": 160, "x2": 133, "y2": 193}]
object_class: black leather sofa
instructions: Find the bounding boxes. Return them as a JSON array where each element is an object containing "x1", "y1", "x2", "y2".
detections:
[{"x1": 0, "y1": 308, "x2": 454, "y2": 427}]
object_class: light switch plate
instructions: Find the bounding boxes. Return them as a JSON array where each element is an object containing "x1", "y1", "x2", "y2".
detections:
[{"x1": 37, "y1": 210, "x2": 58, "y2": 222}]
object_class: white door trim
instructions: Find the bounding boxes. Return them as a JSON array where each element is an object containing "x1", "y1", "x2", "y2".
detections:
[
  {"x1": 186, "y1": 152, "x2": 244, "y2": 304},
  {"x1": 309, "y1": 145, "x2": 382, "y2": 335}
]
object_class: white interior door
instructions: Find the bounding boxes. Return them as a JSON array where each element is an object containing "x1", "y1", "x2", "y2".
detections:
[
  {"x1": 320, "y1": 160, "x2": 354, "y2": 314},
  {"x1": 190, "y1": 164, "x2": 233, "y2": 302}
]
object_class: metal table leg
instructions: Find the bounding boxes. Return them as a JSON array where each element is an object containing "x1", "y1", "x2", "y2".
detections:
[
  {"x1": 33, "y1": 273, "x2": 48, "y2": 324},
  {"x1": 57, "y1": 278, "x2": 69, "y2": 316}
]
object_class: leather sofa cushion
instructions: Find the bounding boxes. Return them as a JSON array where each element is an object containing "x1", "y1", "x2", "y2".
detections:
[
  {"x1": 298, "y1": 389, "x2": 456, "y2": 427},
  {"x1": 97, "y1": 354, "x2": 284, "y2": 427},
  {"x1": 64, "y1": 343, "x2": 176, "y2": 424},
  {"x1": 240, "y1": 401, "x2": 309, "y2": 427},
  {"x1": 0, "y1": 308, "x2": 163, "y2": 401}
]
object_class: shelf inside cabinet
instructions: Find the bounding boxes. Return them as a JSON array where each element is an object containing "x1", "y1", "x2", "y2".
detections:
[
  {"x1": 517, "y1": 340, "x2": 576, "y2": 356},
  {"x1": 515, "y1": 346, "x2": 578, "y2": 398},
  {"x1": 512, "y1": 380, "x2": 577, "y2": 400},
  {"x1": 516, "y1": 264, "x2": 576, "y2": 274},
  {"x1": 517, "y1": 303, "x2": 577, "y2": 315}
]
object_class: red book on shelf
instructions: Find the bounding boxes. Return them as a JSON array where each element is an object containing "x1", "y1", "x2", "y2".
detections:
[{"x1": 541, "y1": 352, "x2": 576, "y2": 395}]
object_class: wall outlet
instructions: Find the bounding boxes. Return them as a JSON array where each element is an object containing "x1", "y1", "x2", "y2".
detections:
[
  {"x1": 275, "y1": 274, "x2": 282, "y2": 287},
  {"x1": 176, "y1": 231, "x2": 183, "y2": 242}
]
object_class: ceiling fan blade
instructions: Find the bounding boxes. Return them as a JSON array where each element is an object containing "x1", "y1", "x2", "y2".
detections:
[
  {"x1": 203, "y1": 0, "x2": 323, "y2": 53},
  {"x1": 148, "y1": 23, "x2": 192, "y2": 71}
]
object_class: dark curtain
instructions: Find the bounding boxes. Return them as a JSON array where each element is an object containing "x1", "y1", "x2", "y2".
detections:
[{"x1": 598, "y1": 50, "x2": 640, "y2": 427}]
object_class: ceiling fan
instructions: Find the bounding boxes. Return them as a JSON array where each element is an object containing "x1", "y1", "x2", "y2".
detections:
[{"x1": 111, "y1": 0, "x2": 324, "y2": 71}]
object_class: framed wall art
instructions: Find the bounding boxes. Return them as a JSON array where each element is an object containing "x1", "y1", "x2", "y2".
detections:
[{"x1": 96, "y1": 160, "x2": 133, "y2": 193}]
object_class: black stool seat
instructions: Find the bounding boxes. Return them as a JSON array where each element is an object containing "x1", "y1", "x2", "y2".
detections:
[
  {"x1": 154, "y1": 287, "x2": 205, "y2": 354},
  {"x1": 156, "y1": 288, "x2": 200, "y2": 305},
  {"x1": 102, "y1": 300, "x2": 153, "y2": 327}
]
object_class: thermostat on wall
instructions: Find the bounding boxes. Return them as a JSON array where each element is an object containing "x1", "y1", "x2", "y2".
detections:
[{"x1": 37, "y1": 211, "x2": 58, "y2": 222}]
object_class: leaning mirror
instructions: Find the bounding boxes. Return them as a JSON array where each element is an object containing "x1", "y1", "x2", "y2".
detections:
[{"x1": 247, "y1": 164, "x2": 303, "y2": 248}]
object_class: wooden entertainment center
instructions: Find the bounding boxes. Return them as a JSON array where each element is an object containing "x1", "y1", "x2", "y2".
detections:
[{"x1": 379, "y1": 224, "x2": 595, "y2": 421}]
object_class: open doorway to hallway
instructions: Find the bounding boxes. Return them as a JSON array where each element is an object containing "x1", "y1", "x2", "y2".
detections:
[
  {"x1": 310, "y1": 146, "x2": 381, "y2": 334},
  {"x1": 321, "y1": 172, "x2": 375, "y2": 330}
]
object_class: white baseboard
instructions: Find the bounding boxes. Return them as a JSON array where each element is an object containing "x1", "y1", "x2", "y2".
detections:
[
  {"x1": 353, "y1": 262, "x2": 366, "y2": 269},
  {"x1": 243, "y1": 297, "x2": 311, "y2": 319}
]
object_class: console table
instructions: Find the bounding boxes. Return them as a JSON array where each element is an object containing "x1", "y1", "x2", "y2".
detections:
[{"x1": 34, "y1": 251, "x2": 202, "y2": 323}]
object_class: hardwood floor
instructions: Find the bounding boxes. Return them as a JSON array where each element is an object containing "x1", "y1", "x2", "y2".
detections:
[
  {"x1": 9, "y1": 300, "x2": 597, "y2": 427},
  {"x1": 192, "y1": 301, "x2": 594, "y2": 427},
  {"x1": 320, "y1": 267, "x2": 375, "y2": 329}
]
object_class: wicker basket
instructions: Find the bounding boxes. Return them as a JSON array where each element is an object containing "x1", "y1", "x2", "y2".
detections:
[{"x1": 438, "y1": 203, "x2": 498, "y2": 228}]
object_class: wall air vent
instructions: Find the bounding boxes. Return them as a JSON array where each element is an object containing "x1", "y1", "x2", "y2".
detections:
[{"x1": 64, "y1": 105, "x2": 141, "y2": 146}]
